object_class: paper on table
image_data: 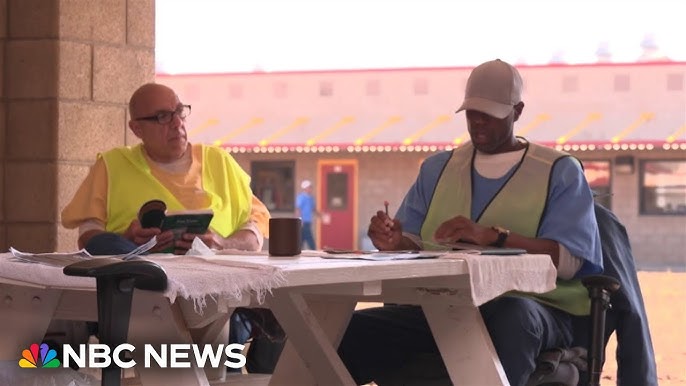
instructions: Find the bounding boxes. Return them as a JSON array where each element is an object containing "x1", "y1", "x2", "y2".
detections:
[
  {"x1": 437, "y1": 242, "x2": 527, "y2": 255},
  {"x1": 118, "y1": 236, "x2": 158, "y2": 260},
  {"x1": 9, "y1": 247, "x2": 93, "y2": 267},
  {"x1": 8, "y1": 235, "x2": 159, "y2": 267},
  {"x1": 320, "y1": 251, "x2": 445, "y2": 261}
]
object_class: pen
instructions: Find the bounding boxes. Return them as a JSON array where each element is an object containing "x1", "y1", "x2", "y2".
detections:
[{"x1": 384, "y1": 200, "x2": 389, "y2": 216}]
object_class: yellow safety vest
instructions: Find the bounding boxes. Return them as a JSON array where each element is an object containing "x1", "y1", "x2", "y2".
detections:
[
  {"x1": 421, "y1": 141, "x2": 590, "y2": 315},
  {"x1": 101, "y1": 144, "x2": 252, "y2": 238}
]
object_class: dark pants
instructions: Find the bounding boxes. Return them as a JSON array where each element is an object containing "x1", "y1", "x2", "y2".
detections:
[
  {"x1": 301, "y1": 221, "x2": 316, "y2": 250},
  {"x1": 85, "y1": 232, "x2": 138, "y2": 255},
  {"x1": 85, "y1": 233, "x2": 285, "y2": 373},
  {"x1": 80, "y1": 233, "x2": 140, "y2": 338},
  {"x1": 228, "y1": 309, "x2": 286, "y2": 373},
  {"x1": 337, "y1": 297, "x2": 574, "y2": 386}
]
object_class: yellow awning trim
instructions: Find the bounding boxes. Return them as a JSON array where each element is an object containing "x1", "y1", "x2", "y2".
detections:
[
  {"x1": 611, "y1": 112, "x2": 655, "y2": 143},
  {"x1": 354, "y1": 116, "x2": 402, "y2": 145},
  {"x1": 403, "y1": 115, "x2": 451, "y2": 145},
  {"x1": 259, "y1": 117, "x2": 309, "y2": 146},
  {"x1": 307, "y1": 116, "x2": 355, "y2": 146},
  {"x1": 666, "y1": 124, "x2": 686, "y2": 143},
  {"x1": 516, "y1": 113, "x2": 551, "y2": 137},
  {"x1": 556, "y1": 113, "x2": 602, "y2": 144},
  {"x1": 213, "y1": 117, "x2": 263, "y2": 146},
  {"x1": 188, "y1": 118, "x2": 220, "y2": 137}
]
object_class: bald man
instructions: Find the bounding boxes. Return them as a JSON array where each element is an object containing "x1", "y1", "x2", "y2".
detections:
[{"x1": 62, "y1": 83, "x2": 269, "y2": 254}]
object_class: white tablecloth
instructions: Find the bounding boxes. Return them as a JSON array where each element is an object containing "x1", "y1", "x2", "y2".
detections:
[{"x1": 0, "y1": 251, "x2": 556, "y2": 308}]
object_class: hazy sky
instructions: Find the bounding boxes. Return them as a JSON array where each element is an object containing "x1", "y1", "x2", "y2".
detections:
[{"x1": 155, "y1": 0, "x2": 685, "y2": 74}]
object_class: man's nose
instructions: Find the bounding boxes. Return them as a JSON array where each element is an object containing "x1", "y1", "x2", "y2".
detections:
[
  {"x1": 470, "y1": 113, "x2": 486, "y2": 125},
  {"x1": 170, "y1": 112, "x2": 184, "y2": 128}
]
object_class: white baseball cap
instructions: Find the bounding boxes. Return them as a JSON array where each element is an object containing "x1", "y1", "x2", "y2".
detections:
[{"x1": 456, "y1": 59, "x2": 523, "y2": 119}]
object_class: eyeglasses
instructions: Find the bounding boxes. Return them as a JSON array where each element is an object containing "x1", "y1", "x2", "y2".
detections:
[{"x1": 135, "y1": 105, "x2": 191, "y2": 124}]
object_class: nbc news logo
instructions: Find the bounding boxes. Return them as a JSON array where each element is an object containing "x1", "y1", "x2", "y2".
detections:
[
  {"x1": 18, "y1": 341, "x2": 246, "y2": 369},
  {"x1": 18, "y1": 343, "x2": 61, "y2": 368}
]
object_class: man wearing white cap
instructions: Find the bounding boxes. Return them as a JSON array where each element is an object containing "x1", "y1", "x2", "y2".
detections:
[
  {"x1": 338, "y1": 60, "x2": 603, "y2": 385},
  {"x1": 295, "y1": 179, "x2": 317, "y2": 250}
]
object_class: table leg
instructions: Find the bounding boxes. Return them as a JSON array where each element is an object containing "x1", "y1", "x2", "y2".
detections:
[
  {"x1": 189, "y1": 313, "x2": 231, "y2": 382},
  {"x1": 127, "y1": 290, "x2": 210, "y2": 386},
  {"x1": 0, "y1": 284, "x2": 62, "y2": 360},
  {"x1": 422, "y1": 302, "x2": 510, "y2": 386},
  {"x1": 268, "y1": 289, "x2": 356, "y2": 386}
]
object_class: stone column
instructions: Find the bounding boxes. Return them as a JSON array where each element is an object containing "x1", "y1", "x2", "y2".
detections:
[
  {"x1": 0, "y1": 0, "x2": 6, "y2": 251},
  {"x1": 1, "y1": 0, "x2": 155, "y2": 252}
]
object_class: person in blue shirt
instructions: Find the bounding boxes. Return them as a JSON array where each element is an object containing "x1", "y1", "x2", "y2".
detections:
[
  {"x1": 337, "y1": 59, "x2": 604, "y2": 386},
  {"x1": 295, "y1": 179, "x2": 318, "y2": 250}
]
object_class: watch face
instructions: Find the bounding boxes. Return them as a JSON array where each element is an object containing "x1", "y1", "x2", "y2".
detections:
[
  {"x1": 491, "y1": 226, "x2": 510, "y2": 248},
  {"x1": 493, "y1": 226, "x2": 508, "y2": 234}
]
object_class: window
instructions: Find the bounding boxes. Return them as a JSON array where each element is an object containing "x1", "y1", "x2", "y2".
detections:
[
  {"x1": 251, "y1": 161, "x2": 295, "y2": 212},
  {"x1": 583, "y1": 160, "x2": 612, "y2": 209},
  {"x1": 319, "y1": 81, "x2": 333, "y2": 97},
  {"x1": 413, "y1": 78, "x2": 428, "y2": 95},
  {"x1": 562, "y1": 75, "x2": 578, "y2": 93},
  {"x1": 667, "y1": 73, "x2": 684, "y2": 91},
  {"x1": 326, "y1": 173, "x2": 348, "y2": 210},
  {"x1": 273, "y1": 82, "x2": 288, "y2": 98},
  {"x1": 640, "y1": 160, "x2": 686, "y2": 215},
  {"x1": 366, "y1": 79, "x2": 380, "y2": 96},
  {"x1": 228, "y1": 84, "x2": 243, "y2": 99},
  {"x1": 614, "y1": 74, "x2": 630, "y2": 92}
]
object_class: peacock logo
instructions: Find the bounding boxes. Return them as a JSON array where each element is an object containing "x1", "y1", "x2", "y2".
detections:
[{"x1": 18, "y1": 343, "x2": 61, "y2": 368}]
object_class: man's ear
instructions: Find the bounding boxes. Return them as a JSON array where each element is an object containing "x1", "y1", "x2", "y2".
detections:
[
  {"x1": 129, "y1": 120, "x2": 143, "y2": 139},
  {"x1": 513, "y1": 102, "x2": 525, "y2": 122}
]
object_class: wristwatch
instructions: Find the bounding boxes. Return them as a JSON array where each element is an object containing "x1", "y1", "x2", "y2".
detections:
[{"x1": 491, "y1": 226, "x2": 510, "y2": 247}]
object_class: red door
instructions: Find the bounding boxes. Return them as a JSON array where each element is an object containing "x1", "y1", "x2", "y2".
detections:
[{"x1": 317, "y1": 160, "x2": 358, "y2": 250}]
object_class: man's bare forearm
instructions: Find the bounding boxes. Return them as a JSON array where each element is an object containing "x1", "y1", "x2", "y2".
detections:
[{"x1": 222, "y1": 230, "x2": 261, "y2": 251}]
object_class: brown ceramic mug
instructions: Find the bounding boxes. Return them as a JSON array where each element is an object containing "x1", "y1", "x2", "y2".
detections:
[{"x1": 268, "y1": 218, "x2": 302, "y2": 256}]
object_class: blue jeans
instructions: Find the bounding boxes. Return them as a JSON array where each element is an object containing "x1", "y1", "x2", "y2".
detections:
[
  {"x1": 85, "y1": 233, "x2": 259, "y2": 363},
  {"x1": 227, "y1": 312, "x2": 252, "y2": 373},
  {"x1": 337, "y1": 297, "x2": 574, "y2": 386},
  {"x1": 228, "y1": 309, "x2": 285, "y2": 374},
  {"x1": 301, "y1": 221, "x2": 316, "y2": 250},
  {"x1": 85, "y1": 232, "x2": 138, "y2": 255},
  {"x1": 79, "y1": 233, "x2": 139, "y2": 339}
]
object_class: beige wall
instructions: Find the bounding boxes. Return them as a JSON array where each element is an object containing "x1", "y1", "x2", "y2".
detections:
[{"x1": 0, "y1": 0, "x2": 155, "y2": 252}]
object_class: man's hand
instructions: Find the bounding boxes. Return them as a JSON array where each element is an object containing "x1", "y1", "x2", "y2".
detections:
[
  {"x1": 368, "y1": 210, "x2": 404, "y2": 250},
  {"x1": 433, "y1": 215, "x2": 497, "y2": 246},
  {"x1": 124, "y1": 219, "x2": 175, "y2": 252},
  {"x1": 175, "y1": 229, "x2": 260, "y2": 254},
  {"x1": 175, "y1": 230, "x2": 224, "y2": 253}
]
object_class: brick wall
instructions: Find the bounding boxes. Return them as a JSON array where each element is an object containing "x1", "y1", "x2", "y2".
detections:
[{"x1": 0, "y1": 0, "x2": 155, "y2": 252}]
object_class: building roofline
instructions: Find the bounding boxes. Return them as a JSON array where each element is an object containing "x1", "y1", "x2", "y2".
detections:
[{"x1": 156, "y1": 61, "x2": 686, "y2": 78}]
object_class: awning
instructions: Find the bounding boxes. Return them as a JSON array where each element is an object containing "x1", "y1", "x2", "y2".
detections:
[
  {"x1": 181, "y1": 111, "x2": 685, "y2": 153},
  {"x1": 157, "y1": 62, "x2": 686, "y2": 153}
]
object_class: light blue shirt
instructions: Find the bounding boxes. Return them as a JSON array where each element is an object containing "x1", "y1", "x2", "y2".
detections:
[
  {"x1": 296, "y1": 192, "x2": 316, "y2": 223},
  {"x1": 395, "y1": 150, "x2": 603, "y2": 278}
]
